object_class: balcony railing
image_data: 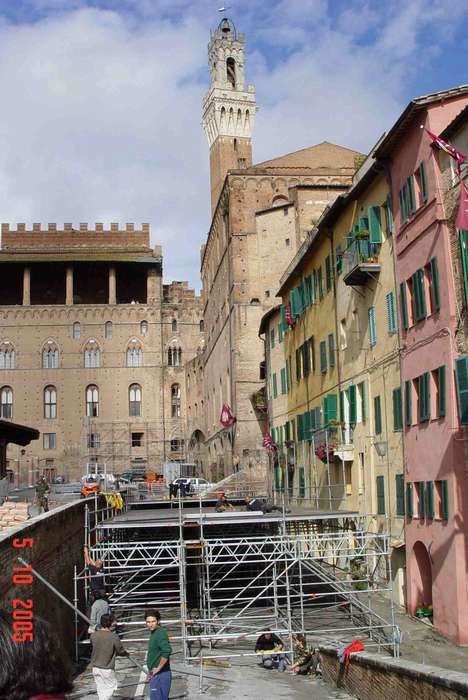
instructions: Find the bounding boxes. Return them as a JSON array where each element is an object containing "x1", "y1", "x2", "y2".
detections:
[{"x1": 343, "y1": 239, "x2": 381, "y2": 286}]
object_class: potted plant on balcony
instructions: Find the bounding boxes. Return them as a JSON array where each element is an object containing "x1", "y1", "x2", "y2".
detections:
[
  {"x1": 354, "y1": 228, "x2": 369, "y2": 240},
  {"x1": 314, "y1": 441, "x2": 336, "y2": 463}
]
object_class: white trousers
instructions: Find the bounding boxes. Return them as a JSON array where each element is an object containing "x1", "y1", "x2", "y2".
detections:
[{"x1": 92, "y1": 667, "x2": 118, "y2": 700}]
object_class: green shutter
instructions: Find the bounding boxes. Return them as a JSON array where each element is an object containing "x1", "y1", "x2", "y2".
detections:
[
  {"x1": 414, "y1": 268, "x2": 426, "y2": 321},
  {"x1": 430, "y1": 257, "x2": 440, "y2": 312},
  {"x1": 405, "y1": 380, "x2": 412, "y2": 427},
  {"x1": 460, "y1": 231, "x2": 468, "y2": 308},
  {"x1": 393, "y1": 387, "x2": 403, "y2": 431},
  {"x1": 278, "y1": 322, "x2": 283, "y2": 343},
  {"x1": 368, "y1": 306, "x2": 377, "y2": 347},
  {"x1": 418, "y1": 482, "x2": 426, "y2": 519},
  {"x1": 418, "y1": 372, "x2": 430, "y2": 423},
  {"x1": 325, "y1": 255, "x2": 332, "y2": 291},
  {"x1": 328, "y1": 333, "x2": 335, "y2": 368},
  {"x1": 303, "y1": 411, "x2": 311, "y2": 441},
  {"x1": 385, "y1": 193, "x2": 394, "y2": 234},
  {"x1": 340, "y1": 391, "x2": 345, "y2": 423},
  {"x1": 359, "y1": 382, "x2": 366, "y2": 422},
  {"x1": 280, "y1": 304, "x2": 288, "y2": 333},
  {"x1": 272, "y1": 373, "x2": 278, "y2": 399},
  {"x1": 408, "y1": 175, "x2": 416, "y2": 213},
  {"x1": 318, "y1": 267, "x2": 323, "y2": 299},
  {"x1": 400, "y1": 282, "x2": 409, "y2": 330},
  {"x1": 376, "y1": 476, "x2": 385, "y2": 515},
  {"x1": 270, "y1": 328, "x2": 275, "y2": 349},
  {"x1": 396, "y1": 475, "x2": 405, "y2": 516},
  {"x1": 419, "y1": 161, "x2": 428, "y2": 203},
  {"x1": 305, "y1": 275, "x2": 313, "y2": 306},
  {"x1": 323, "y1": 394, "x2": 337, "y2": 424},
  {"x1": 280, "y1": 367, "x2": 287, "y2": 394},
  {"x1": 296, "y1": 348, "x2": 302, "y2": 382},
  {"x1": 297, "y1": 414, "x2": 303, "y2": 442},
  {"x1": 406, "y1": 483, "x2": 413, "y2": 518},
  {"x1": 336, "y1": 245, "x2": 342, "y2": 275},
  {"x1": 438, "y1": 365, "x2": 446, "y2": 417},
  {"x1": 426, "y1": 481, "x2": 434, "y2": 520},
  {"x1": 386, "y1": 292, "x2": 397, "y2": 334},
  {"x1": 349, "y1": 384, "x2": 357, "y2": 425},
  {"x1": 455, "y1": 356, "x2": 468, "y2": 424},
  {"x1": 320, "y1": 340, "x2": 327, "y2": 374},
  {"x1": 441, "y1": 480, "x2": 449, "y2": 520},
  {"x1": 374, "y1": 395, "x2": 382, "y2": 435},
  {"x1": 368, "y1": 206, "x2": 382, "y2": 244}
]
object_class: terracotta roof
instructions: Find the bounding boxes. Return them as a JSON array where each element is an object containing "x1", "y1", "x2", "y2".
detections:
[{"x1": 253, "y1": 141, "x2": 363, "y2": 170}]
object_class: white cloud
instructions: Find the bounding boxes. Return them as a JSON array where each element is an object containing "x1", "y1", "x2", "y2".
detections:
[{"x1": 0, "y1": 1, "x2": 466, "y2": 288}]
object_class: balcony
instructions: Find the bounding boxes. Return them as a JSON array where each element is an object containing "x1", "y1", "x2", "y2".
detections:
[
  {"x1": 333, "y1": 425, "x2": 354, "y2": 462},
  {"x1": 343, "y1": 238, "x2": 381, "y2": 286}
]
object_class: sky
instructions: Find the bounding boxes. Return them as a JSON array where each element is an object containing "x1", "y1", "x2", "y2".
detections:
[{"x1": 0, "y1": 0, "x2": 466, "y2": 289}]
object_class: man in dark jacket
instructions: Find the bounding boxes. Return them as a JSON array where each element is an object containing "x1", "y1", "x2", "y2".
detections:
[
  {"x1": 255, "y1": 630, "x2": 286, "y2": 671},
  {"x1": 145, "y1": 609, "x2": 172, "y2": 700},
  {"x1": 90, "y1": 613, "x2": 128, "y2": 699}
]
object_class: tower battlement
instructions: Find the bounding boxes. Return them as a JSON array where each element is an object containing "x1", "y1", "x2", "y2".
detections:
[{"x1": 1, "y1": 223, "x2": 151, "y2": 250}]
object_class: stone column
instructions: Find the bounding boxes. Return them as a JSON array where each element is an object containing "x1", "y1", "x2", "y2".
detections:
[
  {"x1": 109, "y1": 266, "x2": 116, "y2": 304},
  {"x1": 66, "y1": 266, "x2": 74, "y2": 305},
  {"x1": 22, "y1": 267, "x2": 31, "y2": 305}
]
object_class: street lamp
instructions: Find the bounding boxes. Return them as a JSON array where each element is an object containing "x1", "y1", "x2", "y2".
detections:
[{"x1": 373, "y1": 441, "x2": 388, "y2": 458}]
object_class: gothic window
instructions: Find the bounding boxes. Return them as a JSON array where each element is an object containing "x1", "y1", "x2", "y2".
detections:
[
  {"x1": 171, "y1": 383, "x2": 181, "y2": 418},
  {"x1": 84, "y1": 340, "x2": 101, "y2": 368},
  {"x1": 226, "y1": 57, "x2": 236, "y2": 88},
  {"x1": 0, "y1": 386, "x2": 13, "y2": 418},
  {"x1": 44, "y1": 385, "x2": 57, "y2": 419},
  {"x1": 0, "y1": 342, "x2": 15, "y2": 369},
  {"x1": 86, "y1": 385, "x2": 99, "y2": 417},
  {"x1": 199, "y1": 320, "x2": 204, "y2": 332},
  {"x1": 42, "y1": 340, "x2": 59, "y2": 369},
  {"x1": 172, "y1": 319, "x2": 177, "y2": 332},
  {"x1": 129, "y1": 383, "x2": 142, "y2": 417},
  {"x1": 72, "y1": 322, "x2": 81, "y2": 339},
  {"x1": 170, "y1": 438, "x2": 184, "y2": 453},
  {"x1": 140, "y1": 320, "x2": 148, "y2": 336},
  {"x1": 105, "y1": 321, "x2": 113, "y2": 339},
  {"x1": 127, "y1": 339, "x2": 143, "y2": 367},
  {"x1": 167, "y1": 346, "x2": 182, "y2": 367}
]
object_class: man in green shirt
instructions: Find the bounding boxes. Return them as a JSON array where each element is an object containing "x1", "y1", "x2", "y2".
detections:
[{"x1": 145, "y1": 609, "x2": 172, "y2": 700}]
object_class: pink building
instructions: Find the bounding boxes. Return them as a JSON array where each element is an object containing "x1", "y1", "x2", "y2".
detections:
[{"x1": 375, "y1": 87, "x2": 468, "y2": 645}]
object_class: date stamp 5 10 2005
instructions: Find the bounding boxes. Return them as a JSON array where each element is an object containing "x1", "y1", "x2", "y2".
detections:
[{"x1": 11, "y1": 537, "x2": 34, "y2": 642}]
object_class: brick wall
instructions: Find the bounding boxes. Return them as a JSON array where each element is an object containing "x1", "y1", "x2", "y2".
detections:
[
  {"x1": 0, "y1": 501, "x2": 29, "y2": 532},
  {"x1": 319, "y1": 644, "x2": 468, "y2": 700},
  {"x1": 1, "y1": 223, "x2": 150, "y2": 249},
  {"x1": 0, "y1": 500, "x2": 87, "y2": 658}
]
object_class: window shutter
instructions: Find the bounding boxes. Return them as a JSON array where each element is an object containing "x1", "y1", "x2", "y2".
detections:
[
  {"x1": 360, "y1": 382, "x2": 366, "y2": 422},
  {"x1": 270, "y1": 328, "x2": 275, "y2": 348},
  {"x1": 376, "y1": 476, "x2": 385, "y2": 515},
  {"x1": 318, "y1": 267, "x2": 323, "y2": 299},
  {"x1": 386, "y1": 292, "x2": 397, "y2": 334},
  {"x1": 426, "y1": 481, "x2": 434, "y2": 519},
  {"x1": 305, "y1": 275, "x2": 313, "y2": 306},
  {"x1": 278, "y1": 322, "x2": 283, "y2": 343},
  {"x1": 393, "y1": 387, "x2": 403, "y2": 431},
  {"x1": 340, "y1": 391, "x2": 345, "y2": 423},
  {"x1": 349, "y1": 384, "x2": 357, "y2": 425},
  {"x1": 399, "y1": 189, "x2": 406, "y2": 223},
  {"x1": 280, "y1": 304, "x2": 288, "y2": 333},
  {"x1": 320, "y1": 340, "x2": 327, "y2": 374},
  {"x1": 438, "y1": 365, "x2": 446, "y2": 417},
  {"x1": 430, "y1": 257, "x2": 440, "y2": 311},
  {"x1": 400, "y1": 282, "x2": 409, "y2": 330},
  {"x1": 296, "y1": 348, "x2": 302, "y2": 382},
  {"x1": 280, "y1": 367, "x2": 287, "y2": 394},
  {"x1": 323, "y1": 394, "x2": 337, "y2": 424},
  {"x1": 358, "y1": 216, "x2": 369, "y2": 232},
  {"x1": 297, "y1": 414, "x2": 303, "y2": 442},
  {"x1": 441, "y1": 480, "x2": 449, "y2": 520},
  {"x1": 419, "y1": 161, "x2": 428, "y2": 202},
  {"x1": 272, "y1": 373, "x2": 278, "y2": 399},
  {"x1": 325, "y1": 255, "x2": 332, "y2": 291},
  {"x1": 396, "y1": 475, "x2": 405, "y2": 516},
  {"x1": 423, "y1": 372, "x2": 430, "y2": 422},
  {"x1": 460, "y1": 231, "x2": 468, "y2": 308},
  {"x1": 418, "y1": 482, "x2": 426, "y2": 519},
  {"x1": 405, "y1": 380, "x2": 412, "y2": 426},
  {"x1": 368, "y1": 306, "x2": 377, "y2": 347},
  {"x1": 406, "y1": 483, "x2": 413, "y2": 518},
  {"x1": 414, "y1": 268, "x2": 426, "y2": 320},
  {"x1": 408, "y1": 175, "x2": 416, "y2": 213},
  {"x1": 374, "y1": 395, "x2": 382, "y2": 435},
  {"x1": 303, "y1": 411, "x2": 311, "y2": 441},
  {"x1": 328, "y1": 333, "x2": 335, "y2": 368},
  {"x1": 368, "y1": 206, "x2": 382, "y2": 244},
  {"x1": 336, "y1": 245, "x2": 342, "y2": 275},
  {"x1": 455, "y1": 356, "x2": 468, "y2": 424},
  {"x1": 386, "y1": 193, "x2": 394, "y2": 234}
]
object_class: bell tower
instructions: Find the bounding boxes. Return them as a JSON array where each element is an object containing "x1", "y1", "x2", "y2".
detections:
[{"x1": 202, "y1": 18, "x2": 256, "y2": 213}]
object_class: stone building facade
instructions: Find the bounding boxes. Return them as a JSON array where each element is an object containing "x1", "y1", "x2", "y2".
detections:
[
  {"x1": 198, "y1": 17, "x2": 362, "y2": 481},
  {"x1": 0, "y1": 223, "x2": 202, "y2": 483}
]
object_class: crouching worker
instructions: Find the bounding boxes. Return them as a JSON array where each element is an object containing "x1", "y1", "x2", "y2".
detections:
[
  {"x1": 145, "y1": 609, "x2": 172, "y2": 700},
  {"x1": 255, "y1": 630, "x2": 286, "y2": 671},
  {"x1": 215, "y1": 491, "x2": 234, "y2": 512},
  {"x1": 90, "y1": 613, "x2": 128, "y2": 700},
  {"x1": 289, "y1": 634, "x2": 322, "y2": 675}
]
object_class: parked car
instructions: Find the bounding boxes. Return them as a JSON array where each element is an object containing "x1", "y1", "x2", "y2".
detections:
[{"x1": 172, "y1": 477, "x2": 213, "y2": 494}]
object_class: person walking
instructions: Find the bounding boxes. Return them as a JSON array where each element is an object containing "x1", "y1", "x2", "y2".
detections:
[
  {"x1": 35, "y1": 476, "x2": 50, "y2": 513},
  {"x1": 88, "y1": 589, "x2": 111, "y2": 634},
  {"x1": 145, "y1": 609, "x2": 172, "y2": 700},
  {"x1": 90, "y1": 613, "x2": 128, "y2": 700}
]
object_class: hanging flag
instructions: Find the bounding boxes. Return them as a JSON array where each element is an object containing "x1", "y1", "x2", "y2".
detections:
[
  {"x1": 262, "y1": 432, "x2": 276, "y2": 451},
  {"x1": 422, "y1": 126, "x2": 468, "y2": 174},
  {"x1": 220, "y1": 403, "x2": 236, "y2": 428},
  {"x1": 456, "y1": 180, "x2": 468, "y2": 231},
  {"x1": 285, "y1": 302, "x2": 294, "y2": 327}
]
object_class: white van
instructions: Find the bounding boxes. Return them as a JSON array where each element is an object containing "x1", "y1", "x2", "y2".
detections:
[{"x1": 172, "y1": 477, "x2": 213, "y2": 494}]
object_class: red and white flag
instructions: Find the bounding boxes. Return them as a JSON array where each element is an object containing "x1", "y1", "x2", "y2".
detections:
[
  {"x1": 262, "y1": 432, "x2": 276, "y2": 451},
  {"x1": 285, "y1": 303, "x2": 294, "y2": 327},
  {"x1": 422, "y1": 126, "x2": 468, "y2": 174},
  {"x1": 220, "y1": 403, "x2": 236, "y2": 428}
]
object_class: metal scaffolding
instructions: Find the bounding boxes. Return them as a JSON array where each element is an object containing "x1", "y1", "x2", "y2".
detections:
[{"x1": 75, "y1": 496, "x2": 399, "y2": 665}]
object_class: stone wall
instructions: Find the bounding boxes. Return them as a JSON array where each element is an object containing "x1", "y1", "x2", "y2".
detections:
[
  {"x1": 319, "y1": 644, "x2": 468, "y2": 700},
  {"x1": 0, "y1": 500, "x2": 29, "y2": 532}
]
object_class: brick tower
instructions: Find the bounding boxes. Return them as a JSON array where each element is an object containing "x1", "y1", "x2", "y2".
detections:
[{"x1": 202, "y1": 17, "x2": 257, "y2": 213}]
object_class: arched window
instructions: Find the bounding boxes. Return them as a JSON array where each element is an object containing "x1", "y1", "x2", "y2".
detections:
[
  {"x1": 226, "y1": 57, "x2": 236, "y2": 88},
  {"x1": 72, "y1": 322, "x2": 81, "y2": 339},
  {"x1": 168, "y1": 346, "x2": 182, "y2": 367},
  {"x1": 129, "y1": 383, "x2": 142, "y2": 417},
  {"x1": 44, "y1": 385, "x2": 57, "y2": 419},
  {"x1": 105, "y1": 321, "x2": 113, "y2": 339},
  {"x1": 171, "y1": 319, "x2": 177, "y2": 332},
  {"x1": 140, "y1": 320, "x2": 148, "y2": 336},
  {"x1": 42, "y1": 340, "x2": 59, "y2": 369},
  {"x1": 0, "y1": 342, "x2": 15, "y2": 369},
  {"x1": 84, "y1": 339, "x2": 101, "y2": 368},
  {"x1": 0, "y1": 386, "x2": 13, "y2": 418},
  {"x1": 127, "y1": 339, "x2": 143, "y2": 367},
  {"x1": 199, "y1": 320, "x2": 204, "y2": 332},
  {"x1": 171, "y1": 383, "x2": 181, "y2": 418},
  {"x1": 86, "y1": 385, "x2": 99, "y2": 417}
]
